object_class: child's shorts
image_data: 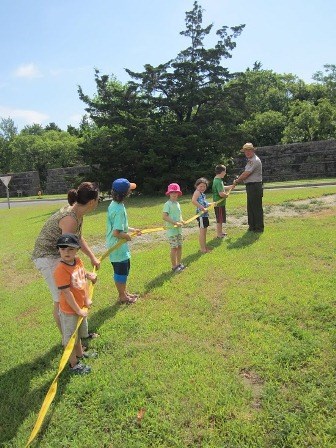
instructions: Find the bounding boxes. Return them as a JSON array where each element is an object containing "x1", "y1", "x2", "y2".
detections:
[
  {"x1": 111, "y1": 259, "x2": 130, "y2": 284},
  {"x1": 214, "y1": 205, "x2": 226, "y2": 224},
  {"x1": 168, "y1": 234, "x2": 183, "y2": 248},
  {"x1": 197, "y1": 216, "x2": 210, "y2": 228},
  {"x1": 59, "y1": 311, "x2": 89, "y2": 346}
]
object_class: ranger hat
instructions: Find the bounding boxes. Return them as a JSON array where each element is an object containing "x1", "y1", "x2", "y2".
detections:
[{"x1": 241, "y1": 142, "x2": 256, "y2": 152}]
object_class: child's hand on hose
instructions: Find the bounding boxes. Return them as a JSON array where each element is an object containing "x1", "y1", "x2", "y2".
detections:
[{"x1": 86, "y1": 272, "x2": 97, "y2": 284}]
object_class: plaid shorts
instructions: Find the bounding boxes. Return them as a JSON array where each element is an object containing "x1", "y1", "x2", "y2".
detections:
[{"x1": 168, "y1": 234, "x2": 183, "y2": 248}]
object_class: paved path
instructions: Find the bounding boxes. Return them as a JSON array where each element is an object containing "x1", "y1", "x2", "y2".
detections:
[
  {"x1": 1, "y1": 183, "x2": 335, "y2": 209},
  {"x1": 0, "y1": 199, "x2": 67, "y2": 209}
]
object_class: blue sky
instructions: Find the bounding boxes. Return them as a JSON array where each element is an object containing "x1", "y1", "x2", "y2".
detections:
[{"x1": 1, "y1": 0, "x2": 335, "y2": 131}]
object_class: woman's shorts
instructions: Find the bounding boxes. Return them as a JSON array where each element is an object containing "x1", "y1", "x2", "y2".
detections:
[
  {"x1": 59, "y1": 311, "x2": 89, "y2": 346},
  {"x1": 33, "y1": 257, "x2": 61, "y2": 302},
  {"x1": 197, "y1": 216, "x2": 210, "y2": 228},
  {"x1": 111, "y1": 259, "x2": 130, "y2": 284},
  {"x1": 168, "y1": 234, "x2": 183, "y2": 248},
  {"x1": 214, "y1": 206, "x2": 226, "y2": 224}
]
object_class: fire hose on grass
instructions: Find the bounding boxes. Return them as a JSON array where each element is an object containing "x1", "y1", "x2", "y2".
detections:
[{"x1": 26, "y1": 189, "x2": 233, "y2": 446}]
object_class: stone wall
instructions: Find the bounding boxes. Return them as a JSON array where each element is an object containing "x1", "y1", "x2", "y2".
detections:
[
  {"x1": 233, "y1": 139, "x2": 336, "y2": 182},
  {"x1": 0, "y1": 171, "x2": 40, "y2": 197},
  {"x1": 45, "y1": 165, "x2": 93, "y2": 194},
  {"x1": 1, "y1": 140, "x2": 335, "y2": 197}
]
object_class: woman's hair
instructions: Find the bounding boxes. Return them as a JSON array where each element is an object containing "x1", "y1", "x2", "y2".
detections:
[
  {"x1": 215, "y1": 164, "x2": 226, "y2": 174},
  {"x1": 67, "y1": 182, "x2": 99, "y2": 206},
  {"x1": 194, "y1": 177, "x2": 209, "y2": 188}
]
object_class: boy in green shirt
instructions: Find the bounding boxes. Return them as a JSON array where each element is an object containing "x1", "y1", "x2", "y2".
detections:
[{"x1": 212, "y1": 165, "x2": 234, "y2": 238}]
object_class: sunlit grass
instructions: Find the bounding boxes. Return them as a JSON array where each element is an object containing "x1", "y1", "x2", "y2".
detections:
[{"x1": 0, "y1": 187, "x2": 335, "y2": 447}]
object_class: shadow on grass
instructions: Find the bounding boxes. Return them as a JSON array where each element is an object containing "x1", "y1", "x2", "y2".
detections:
[
  {"x1": 0, "y1": 344, "x2": 67, "y2": 445},
  {"x1": 88, "y1": 302, "x2": 121, "y2": 335},
  {"x1": 143, "y1": 270, "x2": 175, "y2": 294},
  {"x1": 143, "y1": 237, "x2": 224, "y2": 294},
  {"x1": 207, "y1": 236, "x2": 226, "y2": 250},
  {"x1": 0, "y1": 303, "x2": 121, "y2": 445},
  {"x1": 226, "y1": 231, "x2": 261, "y2": 250},
  {"x1": 0, "y1": 302, "x2": 128, "y2": 445},
  {"x1": 0, "y1": 303, "x2": 119, "y2": 445}
]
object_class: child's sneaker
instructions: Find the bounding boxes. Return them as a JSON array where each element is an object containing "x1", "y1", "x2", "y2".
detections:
[
  {"x1": 77, "y1": 350, "x2": 98, "y2": 360},
  {"x1": 70, "y1": 361, "x2": 91, "y2": 375},
  {"x1": 172, "y1": 265, "x2": 183, "y2": 273},
  {"x1": 178, "y1": 263, "x2": 186, "y2": 270}
]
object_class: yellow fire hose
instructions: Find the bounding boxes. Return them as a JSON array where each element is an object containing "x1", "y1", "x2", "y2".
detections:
[{"x1": 26, "y1": 188, "x2": 233, "y2": 446}]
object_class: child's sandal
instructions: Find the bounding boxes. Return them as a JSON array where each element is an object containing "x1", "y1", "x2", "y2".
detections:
[{"x1": 119, "y1": 296, "x2": 137, "y2": 304}]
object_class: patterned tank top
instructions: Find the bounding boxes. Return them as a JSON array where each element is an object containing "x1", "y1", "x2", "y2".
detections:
[
  {"x1": 196, "y1": 192, "x2": 209, "y2": 217},
  {"x1": 32, "y1": 205, "x2": 82, "y2": 259}
]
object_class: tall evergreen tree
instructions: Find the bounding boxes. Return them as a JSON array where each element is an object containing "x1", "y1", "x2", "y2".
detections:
[
  {"x1": 126, "y1": 1, "x2": 244, "y2": 124},
  {"x1": 78, "y1": 2, "x2": 245, "y2": 192}
]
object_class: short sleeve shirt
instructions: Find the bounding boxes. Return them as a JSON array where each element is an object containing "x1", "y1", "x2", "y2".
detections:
[
  {"x1": 163, "y1": 200, "x2": 182, "y2": 237},
  {"x1": 244, "y1": 154, "x2": 262, "y2": 183},
  {"x1": 54, "y1": 257, "x2": 87, "y2": 315},
  {"x1": 212, "y1": 177, "x2": 226, "y2": 205},
  {"x1": 32, "y1": 206, "x2": 82, "y2": 259},
  {"x1": 107, "y1": 201, "x2": 130, "y2": 262}
]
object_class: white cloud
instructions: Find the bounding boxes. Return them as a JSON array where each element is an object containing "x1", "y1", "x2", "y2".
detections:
[
  {"x1": 14, "y1": 63, "x2": 43, "y2": 79},
  {"x1": 0, "y1": 105, "x2": 49, "y2": 125},
  {"x1": 67, "y1": 114, "x2": 83, "y2": 127}
]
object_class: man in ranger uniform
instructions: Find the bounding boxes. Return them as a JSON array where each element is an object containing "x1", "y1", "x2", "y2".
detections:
[{"x1": 233, "y1": 142, "x2": 264, "y2": 233}]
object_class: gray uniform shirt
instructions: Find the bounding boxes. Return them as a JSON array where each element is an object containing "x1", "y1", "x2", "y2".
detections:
[{"x1": 244, "y1": 154, "x2": 262, "y2": 183}]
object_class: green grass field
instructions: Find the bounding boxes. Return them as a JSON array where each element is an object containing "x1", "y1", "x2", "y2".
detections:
[{"x1": 0, "y1": 185, "x2": 335, "y2": 447}]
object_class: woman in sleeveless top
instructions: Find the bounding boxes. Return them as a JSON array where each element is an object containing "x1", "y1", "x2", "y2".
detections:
[{"x1": 32, "y1": 182, "x2": 100, "y2": 331}]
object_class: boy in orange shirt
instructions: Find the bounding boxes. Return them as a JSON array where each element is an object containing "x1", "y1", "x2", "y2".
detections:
[{"x1": 53, "y1": 233, "x2": 97, "y2": 375}]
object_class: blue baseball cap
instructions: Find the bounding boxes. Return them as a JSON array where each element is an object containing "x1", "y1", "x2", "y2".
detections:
[{"x1": 112, "y1": 178, "x2": 136, "y2": 194}]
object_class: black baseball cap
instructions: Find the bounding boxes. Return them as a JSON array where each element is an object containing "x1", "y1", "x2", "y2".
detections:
[{"x1": 56, "y1": 233, "x2": 81, "y2": 248}]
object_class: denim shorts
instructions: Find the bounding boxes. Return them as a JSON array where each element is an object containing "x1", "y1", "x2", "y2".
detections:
[{"x1": 111, "y1": 259, "x2": 131, "y2": 284}]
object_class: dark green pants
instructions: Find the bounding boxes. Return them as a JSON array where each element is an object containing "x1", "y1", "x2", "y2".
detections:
[{"x1": 245, "y1": 182, "x2": 264, "y2": 232}]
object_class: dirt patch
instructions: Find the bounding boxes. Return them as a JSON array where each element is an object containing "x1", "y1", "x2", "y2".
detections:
[
  {"x1": 239, "y1": 368, "x2": 264, "y2": 410},
  {"x1": 91, "y1": 194, "x2": 336, "y2": 254},
  {"x1": 15, "y1": 306, "x2": 41, "y2": 321}
]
